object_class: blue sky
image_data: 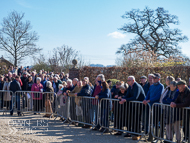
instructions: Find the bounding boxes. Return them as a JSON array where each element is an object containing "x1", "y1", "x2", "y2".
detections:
[{"x1": 0, "y1": 0, "x2": 190, "y2": 66}]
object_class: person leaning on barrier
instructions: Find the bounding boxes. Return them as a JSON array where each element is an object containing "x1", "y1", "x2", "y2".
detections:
[
  {"x1": 69, "y1": 81, "x2": 83, "y2": 127},
  {"x1": 27, "y1": 76, "x2": 34, "y2": 110},
  {"x1": 95, "y1": 81, "x2": 110, "y2": 133},
  {"x1": 43, "y1": 81, "x2": 54, "y2": 118},
  {"x1": 75, "y1": 79, "x2": 92, "y2": 128},
  {"x1": 140, "y1": 75, "x2": 150, "y2": 96},
  {"x1": 170, "y1": 80, "x2": 190, "y2": 142},
  {"x1": 10, "y1": 75, "x2": 22, "y2": 116},
  {"x1": 162, "y1": 81, "x2": 181, "y2": 143},
  {"x1": 114, "y1": 84, "x2": 128, "y2": 136},
  {"x1": 63, "y1": 79, "x2": 73, "y2": 96},
  {"x1": 119, "y1": 76, "x2": 145, "y2": 140},
  {"x1": 71, "y1": 78, "x2": 78, "y2": 91},
  {"x1": 143, "y1": 73, "x2": 164, "y2": 142}
]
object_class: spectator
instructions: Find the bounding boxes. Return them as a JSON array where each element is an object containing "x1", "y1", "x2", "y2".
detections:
[
  {"x1": 119, "y1": 76, "x2": 145, "y2": 140},
  {"x1": 17, "y1": 66, "x2": 23, "y2": 76},
  {"x1": 31, "y1": 77, "x2": 43, "y2": 114},
  {"x1": 140, "y1": 76, "x2": 150, "y2": 96},
  {"x1": 0, "y1": 75, "x2": 4, "y2": 109},
  {"x1": 21, "y1": 73, "x2": 28, "y2": 91},
  {"x1": 53, "y1": 77, "x2": 62, "y2": 93},
  {"x1": 107, "y1": 80, "x2": 112, "y2": 89},
  {"x1": 13, "y1": 66, "x2": 18, "y2": 75},
  {"x1": 3, "y1": 76, "x2": 11, "y2": 109},
  {"x1": 171, "y1": 80, "x2": 190, "y2": 142},
  {"x1": 40, "y1": 74, "x2": 47, "y2": 92},
  {"x1": 97, "y1": 74, "x2": 105, "y2": 82},
  {"x1": 71, "y1": 78, "x2": 78, "y2": 91},
  {"x1": 143, "y1": 73, "x2": 164, "y2": 141},
  {"x1": 91, "y1": 78, "x2": 102, "y2": 131},
  {"x1": 148, "y1": 74, "x2": 154, "y2": 86},
  {"x1": 63, "y1": 73, "x2": 70, "y2": 82},
  {"x1": 27, "y1": 76, "x2": 34, "y2": 110},
  {"x1": 8, "y1": 72, "x2": 12, "y2": 80},
  {"x1": 75, "y1": 79, "x2": 91, "y2": 128},
  {"x1": 31, "y1": 71, "x2": 36, "y2": 83},
  {"x1": 162, "y1": 81, "x2": 180, "y2": 143},
  {"x1": 68, "y1": 81, "x2": 83, "y2": 127},
  {"x1": 159, "y1": 76, "x2": 175, "y2": 103},
  {"x1": 63, "y1": 79, "x2": 73, "y2": 96},
  {"x1": 114, "y1": 84, "x2": 128, "y2": 135},
  {"x1": 44, "y1": 81, "x2": 54, "y2": 118},
  {"x1": 10, "y1": 76, "x2": 22, "y2": 116},
  {"x1": 84, "y1": 77, "x2": 94, "y2": 93},
  {"x1": 95, "y1": 81, "x2": 110, "y2": 133},
  {"x1": 176, "y1": 78, "x2": 181, "y2": 82},
  {"x1": 188, "y1": 78, "x2": 190, "y2": 88}
]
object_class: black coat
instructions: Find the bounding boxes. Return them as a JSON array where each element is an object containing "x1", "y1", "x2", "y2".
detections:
[
  {"x1": 10, "y1": 80, "x2": 21, "y2": 93},
  {"x1": 77, "y1": 84, "x2": 91, "y2": 97},
  {"x1": 0, "y1": 81, "x2": 4, "y2": 90},
  {"x1": 21, "y1": 76, "x2": 28, "y2": 91}
]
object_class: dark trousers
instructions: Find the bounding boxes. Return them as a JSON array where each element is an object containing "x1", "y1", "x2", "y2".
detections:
[
  {"x1": 33, "y1": 99, "x2": 42, "y2": 112},
  {"x1": 0, "y1": 92, "x2": 4, "y2": 109},
  {"x1": 183, "y1": 112, "x2": 190, "y2": 140},
  {"x1": 10, "y1": 95, "x2": 20, "y2": 115},
  {"x1": 82, "y1": 98, "x2": 91, "y2": 124},
  {"x1": 70, "y1": 97, "x2": 77, "y2": 120}
]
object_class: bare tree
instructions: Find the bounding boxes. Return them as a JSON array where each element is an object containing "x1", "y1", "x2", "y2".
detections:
[
  {"x1": 117, "y1": 7, "x2": 188, "y2": 58},
  {"x1": 0, "y1": 11, "x2": 41, "y2": 66}
]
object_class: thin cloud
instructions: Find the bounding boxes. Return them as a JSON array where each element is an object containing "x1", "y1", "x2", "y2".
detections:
[
  {"x1": 107, "y1": 31, "x2": 126, "y2": 39},
  {"x1": 15, "y1": 0, "x2": 32, "y2": 8}
]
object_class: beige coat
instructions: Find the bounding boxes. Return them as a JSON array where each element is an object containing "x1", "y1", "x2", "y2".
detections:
[
  {"x1": 68, "y1": 86, "x2": 83, "y2": 106},
  {"x1": 3, "y1": 82, "x2": 11, "y2": 101}
]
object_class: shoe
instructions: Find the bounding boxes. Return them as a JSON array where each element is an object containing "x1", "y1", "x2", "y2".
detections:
[
  {"x1": 99, "y1": 128, "x2": 105, "y2": 132},
  {"x1": 132, "y1": 135, "x2": 141, "y2": 140},
  {"x1": 92, "y1": 128, "x2": 98, "y2": 131},
  {"x1": 103, "y1": 129, "x2": 109, "y2": 133},
  {"x1": 114, "y1": 132, "x2": 122, "y2": 135},
  {"x1": 34, "y1": 113, "x2": 36, "y2": 115},
  {"x1": 124, "y1": 133, "x2": 132, "y2": 137},
  {"x1": 82, "y1": 125, "x2": 91, "y2": 128},
  {"x1": 78, "y1": 123, "x2": 83, "y2": 127}
]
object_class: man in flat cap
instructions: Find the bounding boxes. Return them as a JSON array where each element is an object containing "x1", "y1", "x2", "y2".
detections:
[{"x1": 170, "y1": 80, "x2": 190, "y2": 142}]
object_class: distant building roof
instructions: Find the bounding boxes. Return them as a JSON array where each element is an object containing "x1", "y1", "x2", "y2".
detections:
[{"x1": 0, "y1": 56, "x2": 13, "y2": 67}]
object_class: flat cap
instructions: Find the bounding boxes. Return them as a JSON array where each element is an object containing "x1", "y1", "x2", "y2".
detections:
[
  {"x1": 140, "y1": 76, "x2": 147, "y2": 79},
  {"x1": 153, "y1": 73, "x2": 161, "y2": 78},
  {"x1": 176, "y1": 80, "x2": 186, "y2": 86}
]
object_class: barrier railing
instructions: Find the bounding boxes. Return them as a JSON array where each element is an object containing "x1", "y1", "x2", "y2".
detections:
[
  {"x1": 54, "y1": 94, "x2": 70, "y2": 123},
  {"x1": 152, "y1": 103, "x2": 190, "y2": 143},
  {"x1": 14, "y1": 91, "x2": 57, "y2": 116},
  {"x1": 69, "y1": 96, "x2": 99, "y2": 127},
  {"x1": 99, "y1": 98, "x2": 151, "y2": 139},
  {"x1": 0, "y1": 90, "x2": 13, "y2": 114}
]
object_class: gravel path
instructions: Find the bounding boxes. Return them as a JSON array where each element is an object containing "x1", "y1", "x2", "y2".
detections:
[{"x1": 0, "y1": 112, "x2": 150, "y2": 143}]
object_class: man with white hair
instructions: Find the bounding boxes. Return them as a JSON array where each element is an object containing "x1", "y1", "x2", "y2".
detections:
[
  {"x1": 97, "y1": 74, "x2": 105, "y2": 82},
  {"x1": 119, "y1": 76, "x2": 145, "y2": 140},
  {"x1": 84, "y1": 77, "x2": 94, "y2": 93},
  {"x1": 71, "y1": 78, "x2": 78, "y2": 91},
  {"x1": 53, "y1": 76, "x2": 62, "y2": 93}
]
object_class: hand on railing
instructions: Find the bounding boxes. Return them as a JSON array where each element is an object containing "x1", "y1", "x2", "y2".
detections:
[
  {"x1": 119, "y1": 99, "x2": 126, "y2": 104},
  {"x1": 95, "y1": 95, "x2": 99, "y2": 99},
  {"x1": 170, "y1": 102, "x2": 176, "y2": 108},
  {"x1": 114, "y1": 95, "x2": 118, "y2": 98}
]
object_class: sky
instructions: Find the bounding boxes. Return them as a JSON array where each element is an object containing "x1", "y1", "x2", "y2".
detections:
[{"x1": 0, "y1": 0, "x2": 190, "y2": 66}]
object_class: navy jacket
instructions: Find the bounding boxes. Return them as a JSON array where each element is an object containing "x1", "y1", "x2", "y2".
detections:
[
  {"x1": 141, "y1": 81, "x2": 150, "y2": 96},
  {"x1": 98, "y1": 89, "x2": 109, "y2": 100},
  {"x1": 123, "y1": 82, "x2": 145, "y2": 101},
  {"x1": 0, "y1": 81, "x2": 4, "y2": 90},
  {"x1": 10, "y1": 80, "x2": 21, "y2": 93},
  {"x1": 77, "y1": 84, "x2": 91, "y2": 97},
  {"x1": 162, "y1": 89, "x2": 179, "y2": 104}
]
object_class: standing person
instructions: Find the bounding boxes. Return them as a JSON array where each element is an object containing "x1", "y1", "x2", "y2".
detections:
[
  {"x1": 0, "y1": 75, "x2": 4, "y2": 109},
  {"x1": 95, "y1": 81, "x2": 110, "y2": 133},
  {"x1": 31, "y1": 77, "x2": 43, "y2": 114},
  {"x1": 31, "y1": 71, "x2": 36, "y2": 83},
  {"x1": 75, "y1": 79, "x2": 91, "y2": 128},
  {"x1": 119, "y1": 76, "x2": 145, "y2": 140},
  {"x1": 162, "y1": 81, "x2": 180, "y2": 143},
  {"x1": 3, "y1": 76, "x2": 11, "y2": 109},
  {"x1": 171, "y1": 80, "x2": 190, "y2": 142},
  {"x1": 188, "y1": 78, "x2": 190, "y2": 88},
  {"x1": 53, "y1": 77, "x2": 62, "y2": 93},
  {"x1": 140, "y1": 76, "x2": 150, "y2": 96},
  {"x1": 71, "y1": 78, "x2": 78, "y2": 91},
  {"x1": 91, "y1": 78, "x2": 102, "y2": 130},
  {"x1": 21, "y1": 73, "x2": 29, "y2": 108},
  {"x1": 114, "y1": 84, "x2": 128, "y2": 135},
  {"x1": 10, "y1": 76, "x2": 22, "y2": 116},
  {"x1": 44, "y1": 81, "x2": 54, "y2": 118},
  {"x1": 68, "y1": 81, "x2": 83, "y2": 126},
  {"x1": 40, "y1": 74, "x2": 47, "y2": 92},
  {"x1": 27, "y1": 76, "x2": 34, "y2": 110},
  {"x1": 143, "y1": 73, "x2": 164, "y2": 142},
  {"x1": 17, "y1": 66, "x2": 23, "y2": 76}
]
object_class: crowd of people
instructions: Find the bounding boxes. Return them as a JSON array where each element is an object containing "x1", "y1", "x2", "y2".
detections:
[{"x1": 0, "y1": 65, "x2": 190, "y2": 143}]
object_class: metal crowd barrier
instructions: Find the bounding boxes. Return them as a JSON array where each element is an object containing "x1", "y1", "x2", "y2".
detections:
[
  {"x1": 69, "y1": 96, "x2": 99, "y2": 127},
  {"x1": 54, "y1": 93, "x2": 70, "y2": 123},
  {"x1": 99, "y1": 98, "x2": 151, "y2": 139},
  {"x1": 0, "y1": 90, "x2": 13, "y2": 114},
  {"x1": 152, "y1": 103, "x2": 190, "y2": 143},
  {"x1": 13, "y1": 91, "x2": 57, "y2": 116}
]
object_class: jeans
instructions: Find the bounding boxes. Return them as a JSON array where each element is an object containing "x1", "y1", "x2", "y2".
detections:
[{"x1": 10, "y1": 94, "x2": 20, "y2": 115}]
